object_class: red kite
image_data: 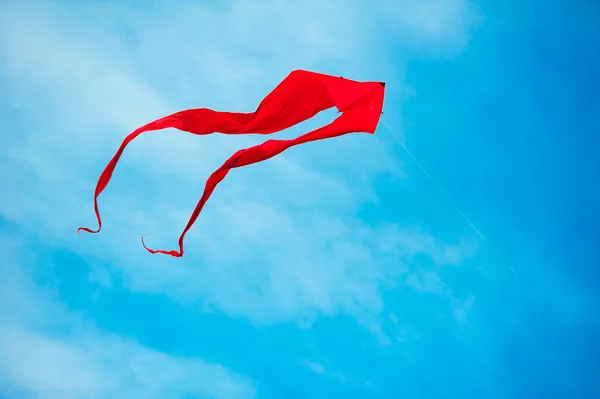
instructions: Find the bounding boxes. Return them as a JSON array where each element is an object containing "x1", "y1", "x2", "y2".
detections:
[{"x1": 78, "y1": 70, "x2": 386, "y2": 257}]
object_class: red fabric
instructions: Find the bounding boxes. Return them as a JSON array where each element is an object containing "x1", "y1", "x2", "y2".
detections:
[{"x1": 78, "y1": 69, "x2": 386, "y2": 257}]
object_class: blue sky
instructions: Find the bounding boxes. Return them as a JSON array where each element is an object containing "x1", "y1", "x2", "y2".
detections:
[{"x1": 1, "y1": 0, "x2": 598, "y2": 398}]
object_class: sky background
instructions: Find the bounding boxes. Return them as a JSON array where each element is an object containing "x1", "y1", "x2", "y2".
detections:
[{"x1": 1, "y1": 0, "x2": 599, "y2": 398}]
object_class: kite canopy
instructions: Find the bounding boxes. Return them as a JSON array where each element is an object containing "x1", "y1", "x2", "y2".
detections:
[{"x1": 78, "y1": 69, "x2": 386, "y2": 257}]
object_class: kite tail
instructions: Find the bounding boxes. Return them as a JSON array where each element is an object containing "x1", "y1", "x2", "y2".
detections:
[
  {"x1": 140, "y1": 109, "x2": 381, "y2": 257},
  {"x1": 77, "y1": 115, "x2": 183, "y2": 235},
  {"x1": 76, "y1": 109, "x2": 260, "y2": 236}
]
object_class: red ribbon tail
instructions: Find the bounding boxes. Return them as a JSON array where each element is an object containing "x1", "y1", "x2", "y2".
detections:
[
  {"x1": 141, "y1": 235, "x2": 183, "y2": 257},
  {"x1": 78, "y1": 197, "x2": 103, "y2": 235},
  {"x1": 77, "y1": 226, "x2": 100, "y2": 235}
]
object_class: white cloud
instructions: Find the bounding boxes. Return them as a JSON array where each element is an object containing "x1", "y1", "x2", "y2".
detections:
[
  {"x1": 0, "y1": 0, "x2": 482, "y2": 329},
  {"x1": 302, "y1": 359, "x2": 346, "y2": 381},
  {"x1": 0, "y1": 238, "x2": 255, "y2": 399},
  {"x1": 0, "y1": 327, "x2": 255, "y2": 399}
]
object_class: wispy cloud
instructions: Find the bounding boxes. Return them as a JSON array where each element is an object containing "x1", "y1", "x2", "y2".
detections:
[
  {"x1": 0, "y1": 0, "x2": 482, "y2": 348},
  {"x1": 0, "y1": 234, "x2": 255, "y2": 399},
  {"x1": 302, "y1": 359, "x2": 346, "y2": 382}
]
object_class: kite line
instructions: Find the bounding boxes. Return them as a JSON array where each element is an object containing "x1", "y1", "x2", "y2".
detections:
[{"x1": 378, "y1": 119, "x2": 519, "y2": 277}]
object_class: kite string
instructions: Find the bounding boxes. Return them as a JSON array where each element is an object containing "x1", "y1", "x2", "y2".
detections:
[{"x1": 379, "y1": 119, "x2": 519, "y2": 277}]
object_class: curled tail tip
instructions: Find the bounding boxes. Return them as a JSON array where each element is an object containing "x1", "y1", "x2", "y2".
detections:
[
  {"x1": 140, "y1": 234, "x2": 151, "y2": 249},
  {"x1": 77, "y1": 226, "x2": 100, "y2": 235},
  {"x1": 140, "y1": 235, "x2": 183, "y2": 258}
]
